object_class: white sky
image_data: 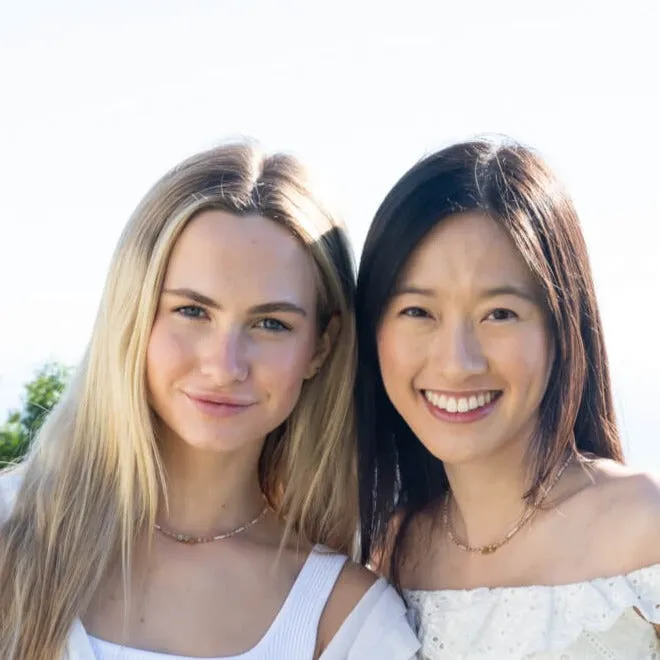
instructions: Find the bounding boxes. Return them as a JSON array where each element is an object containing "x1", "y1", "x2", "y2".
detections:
[{"x1": 1, "y1": 0, "x2": 658, "y2": 468}]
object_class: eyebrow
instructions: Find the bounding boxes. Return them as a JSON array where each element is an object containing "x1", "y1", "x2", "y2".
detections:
[
  {"x1": 162, "y1": 288, "x2": 308, "y2": 317},
  {"x1": 478, "y1": 285, "x2": 537, "y2": 303},
  {"x1": 391, "y1": 285, "x2": 436, "y2": 298},
  {"x1": 392, "y1": 284, "x2": 537, "y2": 303}
]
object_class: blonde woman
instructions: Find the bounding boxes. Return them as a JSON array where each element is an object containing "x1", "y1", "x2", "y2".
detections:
[{"x1": 0, "y1": 141, "x2": 419, "y2": 660}]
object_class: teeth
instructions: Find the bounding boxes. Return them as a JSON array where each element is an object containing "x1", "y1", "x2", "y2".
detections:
[{"x1": 424, "y1": 390, "x2": 497, "y2": 414}]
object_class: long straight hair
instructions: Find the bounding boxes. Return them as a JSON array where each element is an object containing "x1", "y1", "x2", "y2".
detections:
[
  {"x1": 356, "y1": 138, "x2": 623, "y2": 587},
  {"x1": 0, "y1": 140, "x2": 358, "y2": 659}
]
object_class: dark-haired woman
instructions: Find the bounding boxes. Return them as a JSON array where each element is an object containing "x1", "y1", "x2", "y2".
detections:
[{"x1": 356, "y1": 138, "x2": 660, "y2": 658}]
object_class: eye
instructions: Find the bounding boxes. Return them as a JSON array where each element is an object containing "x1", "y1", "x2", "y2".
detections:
[
  {"x1": 399, "y1": 306, "x2": 432, "y2": 319},
  {"x1": 254, "y1": 318, "x2": 291, "y2": 332},
  {"x1": 485, "y1": 308, "x2": 519, "y2": 322},
  {"x1": 174, "y1": 305, "x2": 209, "y2": 320}
]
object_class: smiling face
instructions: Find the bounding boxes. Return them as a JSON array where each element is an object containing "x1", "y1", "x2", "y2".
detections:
[
  {"x1": 376, "y1": 211, "x2": 555, "y2": 466},
  {"x1": 146, "y1": 209, "x2": 330, "y2": 455}
]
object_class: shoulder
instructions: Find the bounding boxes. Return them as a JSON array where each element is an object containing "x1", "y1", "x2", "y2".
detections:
[
  {"x1": 579, "y1": 459, "x2": 660, "y2": 569},
  {"x1": 317, "y1": 560, "x2": 419, "y2": 659},
  {"x1": 317, "y1": 560, "x2": 378, "y2": 650},
  {"x1": 585, "y1": 459, "x2": 660, "y2": 522},
  {"x1": 609, "y1": 466, "x2": 660, "y2": 558}
]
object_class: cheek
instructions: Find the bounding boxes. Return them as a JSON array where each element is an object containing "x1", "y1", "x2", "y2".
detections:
[
  {"x1": 146, "y1": 319, "x2": 191, "y2": 393},
  {"x1": 256, "y1": 339, "x2": 316, "y2": 423},
  {"x1": 258, "y1": 336, "x2": 316, "y2": 391},
  {"x1": 495, "y1": 328, "x2": 553, "y2": 393},
  {"x1": 377, "y1": 323, "x2": 418, "y2": 392}
]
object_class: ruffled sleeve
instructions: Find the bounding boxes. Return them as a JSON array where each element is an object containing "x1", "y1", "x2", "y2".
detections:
[
  {"x1": 321, "y1": 578, "x2": 421, "y2": 660},
  {"x1": 405, "y1": 564, "x2": 660, "y2": 659}
]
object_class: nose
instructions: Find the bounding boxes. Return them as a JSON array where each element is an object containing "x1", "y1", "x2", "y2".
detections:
[
  {"x1": 430, "y1": 320, "x2": 487, "y2": 381},
  {"x1": 199, "y1": 327, "x2": 249, "y2": 384}
]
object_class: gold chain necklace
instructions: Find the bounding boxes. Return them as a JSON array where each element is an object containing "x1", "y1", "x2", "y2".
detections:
[
  {"x1": 154, "y1": 505, "x2": 269, "y2": 545},
  {"x1": 444, "y1": 453, "x2": 573, "y2": 555}
]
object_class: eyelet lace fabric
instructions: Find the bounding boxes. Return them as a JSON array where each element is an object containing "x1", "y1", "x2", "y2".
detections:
[{"x1": 404, "y1": 564, "x2": 660, "y2": 659}]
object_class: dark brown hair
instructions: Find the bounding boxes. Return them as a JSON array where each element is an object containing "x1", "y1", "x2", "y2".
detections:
[{"x1": 356, "y1": 138, "x2": 624, "y2": 588}]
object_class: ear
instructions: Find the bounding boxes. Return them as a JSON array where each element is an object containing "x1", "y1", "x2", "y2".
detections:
[{"x1": 304, "y1": 314, "x2": 340, "y2": 379}]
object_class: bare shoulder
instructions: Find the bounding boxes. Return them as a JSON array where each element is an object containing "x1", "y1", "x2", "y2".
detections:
[
  {"x1": 585, "y1": 459, "x2": 660, "y2": 510},
  {"x1": 316, "y1": 560, "x2": 379, "y2": 655},
  {"x1": 579, "y1": 459, "x2": 660, "y2": 568}
]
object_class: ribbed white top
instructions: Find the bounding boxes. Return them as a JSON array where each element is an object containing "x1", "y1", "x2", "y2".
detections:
[
  {"x1": 88, "y1": 546, "x2": 347, "y2": 660},
  {"x1": 1, "y1": 470, "x2": 420, "y2": 659}
]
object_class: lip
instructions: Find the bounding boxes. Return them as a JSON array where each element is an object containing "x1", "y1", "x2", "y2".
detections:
[
  {"x1": 422, "y1": 389, "x2": 502, "y2": 424},
  {"x1": 184, "y1": 391, "x2": 256, "y2": 418}
]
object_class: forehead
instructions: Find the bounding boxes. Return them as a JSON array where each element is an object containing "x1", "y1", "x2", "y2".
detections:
[
  {"x1": 401, "y1": 211, "x2": 538, "y2": 293},
  {"x1": 165, "y1": 210, "x2": 317, "y2": 301}
]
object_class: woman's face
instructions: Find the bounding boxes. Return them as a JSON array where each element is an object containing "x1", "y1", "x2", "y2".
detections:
[
  {"x1": 147, "y1": 209, "x2": 330, "y2": 455},
  {"x1": 377, "y1": 211, "x2": 555, "y2": 466}
]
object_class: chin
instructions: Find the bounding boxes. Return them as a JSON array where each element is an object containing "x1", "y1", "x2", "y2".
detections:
[
  {"x1": 181, "y1": 435, "x2": 253, "y2": 454},
  {"x1": 418, "y1": 434, "x2": 493, "y2": 466}
]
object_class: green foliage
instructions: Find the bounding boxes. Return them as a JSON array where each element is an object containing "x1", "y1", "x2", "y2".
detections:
[{"x1": 0, "y1": 362, "x2": 71, "y2": 465}]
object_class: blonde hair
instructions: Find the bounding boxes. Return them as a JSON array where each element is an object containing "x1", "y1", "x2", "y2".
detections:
[{"x1": 0, "y1": 140, "x2": 357, "y2": 659}]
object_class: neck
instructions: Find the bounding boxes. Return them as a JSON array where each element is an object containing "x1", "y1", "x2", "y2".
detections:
[
  {"x1": 443, "y1": 441, "x2": 531, "y2": 549},
  {"x1": 157, "y1": 432, "x2": 266, "y2": 537}
]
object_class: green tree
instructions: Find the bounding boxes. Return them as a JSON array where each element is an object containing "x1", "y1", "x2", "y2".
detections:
[{"x1": 0, "y1": 362, "x2": 71, "y2": 465}]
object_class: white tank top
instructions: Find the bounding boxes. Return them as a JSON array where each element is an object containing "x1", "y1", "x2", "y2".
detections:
[{"x1": 88, "y1": 546, "x2": 347, "y2": 660}]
